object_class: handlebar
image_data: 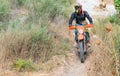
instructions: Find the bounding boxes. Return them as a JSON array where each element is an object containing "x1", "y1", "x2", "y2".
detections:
[{"x1": 69, "y1": 24, "x2": 93, "y2": 30}]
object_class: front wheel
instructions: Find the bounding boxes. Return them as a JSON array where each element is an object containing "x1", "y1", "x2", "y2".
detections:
[{"x1": 79, "y1": 41, "x2": 85, "y2": 63}]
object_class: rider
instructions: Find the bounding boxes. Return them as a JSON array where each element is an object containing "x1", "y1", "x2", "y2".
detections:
[{"x1": 69, "y1": 3, "x2": 93, "y2": 47}]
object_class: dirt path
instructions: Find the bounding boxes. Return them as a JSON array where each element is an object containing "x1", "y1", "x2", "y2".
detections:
[{"x1": 49, "y1": 50, "x2": 91, "y2": 76}]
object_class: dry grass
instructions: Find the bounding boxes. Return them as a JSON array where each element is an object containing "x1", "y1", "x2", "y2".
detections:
[
  {"x1": 0, "y1": 0, "x2": 74, "y2": 73},
  {"x1": 88, "y1": 37, "x2": 114, "y2": 76},
  {"x1": 0, "y1": 26, "x2": 53, "y2": 68},
  {"x1": 0, "y1": 20, "x2": 72, "y2": 73},
  {"x1": 87, "y1": 19, "x2": 119, "y2": 76},
  {"x1": 99, "y1": 0, "x2": 114, "y2": 4}
]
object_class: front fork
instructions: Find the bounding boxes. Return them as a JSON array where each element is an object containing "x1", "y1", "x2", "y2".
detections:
[{"x1": 84, "y1": 33, "x2": 87, "y2": 52}]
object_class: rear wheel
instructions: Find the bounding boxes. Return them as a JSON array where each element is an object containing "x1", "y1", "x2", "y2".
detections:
[{"x1": 79, "y1": 41, "x2": 85, "y2": 63}]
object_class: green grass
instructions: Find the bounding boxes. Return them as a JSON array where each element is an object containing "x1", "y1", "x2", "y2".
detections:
[
  {"x1": 0, "y1": 0, "x2": 11, "y2": 22},
  {"x1": 17, "y1": 0, "x2": 26, "y2": 6},
  {"x1": 13, "y1": 58, "x2": 35, "y2": 71}
]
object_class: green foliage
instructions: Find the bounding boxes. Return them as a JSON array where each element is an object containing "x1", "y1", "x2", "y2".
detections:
[
  {"x1": 0, "y1": 22, "x2": 7, "y2": 31},
  {"x1": 13, "y1": 58, "x2": 35, "y2": 71},
  {"x1": 0, "y1": 0, "x2": 11, "y2": 22},
  {"x1": 25, "y1": 0, "x2": 74, "y2": 22},
  {"x1": 17, "y1": 0, "x2": 26, "y2": 6},
  {"x1": 113, "y1": 29, "x2": 120, "y2": 51},
  {"x1": 29, "y1": 27, "x2": 54, "y2": 62},
  {"x1": 109, "y1": 14, "x2": 120, "y2": 25},
  {"x1": 114, "y1": 0, "x2": 120, "y2": 13}
]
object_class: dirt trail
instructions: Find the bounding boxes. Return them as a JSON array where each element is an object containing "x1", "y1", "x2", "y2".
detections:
[{"x1": 49, "y1": 50, "x2": 91, "y2": 76}]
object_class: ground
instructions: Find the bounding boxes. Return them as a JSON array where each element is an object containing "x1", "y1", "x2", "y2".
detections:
[{"x1": 0, "y1": 0, "x2": 116, "y2": 76}]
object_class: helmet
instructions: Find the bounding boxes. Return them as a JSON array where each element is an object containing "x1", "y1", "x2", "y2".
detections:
[
  {"x1": 74, "y1": 3, "x2": 82, "y2": 10},
  {"x1": 74, "y1": 3, "x2": 82, "y2": 13}
]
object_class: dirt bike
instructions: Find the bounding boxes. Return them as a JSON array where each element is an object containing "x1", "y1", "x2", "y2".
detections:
[{"x1": 69, "y1": 24, "x2": 93, "y2": 63}]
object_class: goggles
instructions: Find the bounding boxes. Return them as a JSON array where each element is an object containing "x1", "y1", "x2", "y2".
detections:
[{"x1": 74, "y1": 5, "x2": 82, "y2": 10}]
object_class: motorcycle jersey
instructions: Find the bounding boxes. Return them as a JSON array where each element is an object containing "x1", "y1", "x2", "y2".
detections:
[{"x1": 69, "y1": 11, "x2": 93, "y2": 25}]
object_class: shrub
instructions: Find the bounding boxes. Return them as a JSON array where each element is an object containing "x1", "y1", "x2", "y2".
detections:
[
  {"x1": 13, "y1": 58, "x2": 35, "y2": 71},
  {"x1": 0, "y1": 0, "x2": 11, "y2": 22},
  {"x1": 0, "y1": 23, "x2": 53, "y2": 62},
  {"x1": 114, "y1": 0, "x2": 120, "y2": 13},
  {"x1": 109, "y1": 14, "x2": 120, "y2": 25},
  {"x1": 25, "y1": 0, "x2": 74, "y2": 23},
  {"x1": 17, "y1": 0, "x2": 26, "y2": 6}
]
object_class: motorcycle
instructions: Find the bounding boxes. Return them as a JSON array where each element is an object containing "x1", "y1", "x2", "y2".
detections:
[{"x1": 69, "y1": 24, "x2": 93, "y2": 63}]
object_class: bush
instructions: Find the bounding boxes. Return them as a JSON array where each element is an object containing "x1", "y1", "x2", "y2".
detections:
[
  {"x1": 0, "y1": 23, "x2": 54, "y2": 62},
  {"x1": 114, "y1": 0, "x2": 120, "y2": 13},
  {"x1": 0, "y1": 0, "x2": 11, "y2": 22},
  {"x1": 109, "y1": 14, "x2": 120, "y2": 25},
  {"x1": 17, "y1": 0, "x2": 26, "y2": 6},
  {"x1": 13, "y1": 58, "x2": 35, "y2": 71},
  {"x1": 25, "y1": 0, "x2": 74, "y2": 22},
  {"x1": 0, "y1": 22, "x2": 8, "y2": 31}
]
